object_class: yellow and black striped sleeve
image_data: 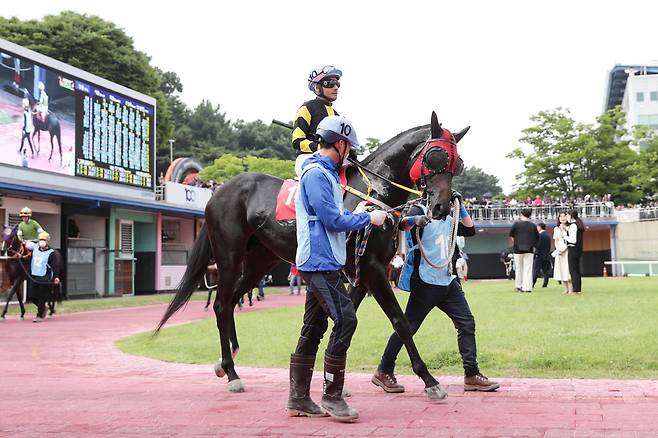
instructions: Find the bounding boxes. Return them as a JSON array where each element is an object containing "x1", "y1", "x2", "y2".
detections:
[{"x1": 291, "y1": 99, "x2": 337, "y2": 154}]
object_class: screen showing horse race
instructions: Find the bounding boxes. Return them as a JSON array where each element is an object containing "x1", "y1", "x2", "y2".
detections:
[{"x1": 0, "y1": 48, "x2": 155, "y2": 189}]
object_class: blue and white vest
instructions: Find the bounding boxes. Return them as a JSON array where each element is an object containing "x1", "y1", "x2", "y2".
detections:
[
  {"x1": 31, "y1": 248, "x2": 54, "y2": 277},
  {"x1": 398, "y1": 205, "x2": 456, "y2": 291},
  {"x1": 295, "y1": 163, "x2": 346, "y2": 267}
]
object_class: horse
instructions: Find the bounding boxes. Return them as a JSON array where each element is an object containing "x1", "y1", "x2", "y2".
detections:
[
  {"x1": 1, "y1": 225, "x2": 64, "y2": 320},
  {"x1": 158, "y1": 111, "x2": 469, "y2": 400},
  {"x1": 23, "y1": 89, "x2": 63, "y2": 166}
]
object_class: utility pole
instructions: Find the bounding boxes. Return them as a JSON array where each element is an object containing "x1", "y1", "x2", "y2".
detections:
[{"x1": 168, "y1": 139, "x2": 175, "y2": 163}]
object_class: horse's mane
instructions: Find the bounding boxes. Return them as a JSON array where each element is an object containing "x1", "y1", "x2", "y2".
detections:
[{"x1": 361, "y1": 124, "x2": 430, "y2": 166}]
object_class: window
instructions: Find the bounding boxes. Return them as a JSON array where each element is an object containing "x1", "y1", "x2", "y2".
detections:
[
  {"x1": 637, "y1": 92, "x2": 645, "y2": 102},
  {"x1": 651, "y1": 91, "x2": 658, "y2": 101},
  {"x1": 637, "y1": 114, "x2": 658, "y2": 128}
]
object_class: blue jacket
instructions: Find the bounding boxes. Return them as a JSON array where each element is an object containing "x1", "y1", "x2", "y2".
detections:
[{"x1": 297, "y1": 154, "x2": 370, "y2": 271}]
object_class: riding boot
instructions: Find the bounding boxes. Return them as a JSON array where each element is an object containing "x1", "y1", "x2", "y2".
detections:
[
  {"x1": 287, "y1": 354, "x2": 326, "y2": 417},
  {"x1": 321, "y1": 352, "x2": 359, "y2": 421}
]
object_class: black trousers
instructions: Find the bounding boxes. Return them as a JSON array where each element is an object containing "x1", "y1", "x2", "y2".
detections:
[
  {"x1": 379, "y1": 277, "x2": 479, "y2": 377},
  {"x1": 295, "y1": 271, "x2": 357, "y2": 358},
  {"x1": 568, "y1": 247, "x2": 582, "y2": 292},
  {"x1": 20, "y1": 131, "x2": 34, "y2": 155},
  {"x1": 533, "y1": 258, "x2": 552, "y2": 287},
  {"x1": 29, "y1": 277, "x2": 50, "y2": 318}
]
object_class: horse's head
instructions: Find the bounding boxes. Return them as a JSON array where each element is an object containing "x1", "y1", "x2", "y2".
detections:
[
  {"x1": 409, "y1": 111, "x2": 470, "y2": 219},
  {"x1": 1, "y1": 225, "x2": 21, "y2": 256}
]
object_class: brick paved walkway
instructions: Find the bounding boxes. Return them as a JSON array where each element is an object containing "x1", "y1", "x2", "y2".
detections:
[{"x1": 1, "y1": 294, "x2": 657, "y2": 437}]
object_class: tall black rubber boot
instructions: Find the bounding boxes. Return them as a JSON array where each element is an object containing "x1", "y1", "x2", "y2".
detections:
[
  {"x1": 321, "y1": 352, "x2": 359, "y2": 422},
  {"x1": 287, "y1": 354, "x2": 327, "y2": 417}
]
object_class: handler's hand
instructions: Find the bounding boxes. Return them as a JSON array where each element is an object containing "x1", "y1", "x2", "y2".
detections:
[
  {"x1": 369, "y1": 210, "x2": 387, "y2": 226},
  {"x1": 353, "y1": 200, "x2": 369, "y2": 214},
  {"x1": 414, "y1": 215, "x2": 431, "y2": 228}
]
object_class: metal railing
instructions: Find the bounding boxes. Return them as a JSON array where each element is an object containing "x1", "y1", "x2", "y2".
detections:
[
  {"x1": 465, "y1": 202, "x2": 615, "y2": 222},
  {"x1": 640, "y1": 207, "x2": 658, "y2": 221}
]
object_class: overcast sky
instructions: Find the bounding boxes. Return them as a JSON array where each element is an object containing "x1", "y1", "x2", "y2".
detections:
[{"x1": 4, "y1": 0, "x2": 658, "y2": 193}]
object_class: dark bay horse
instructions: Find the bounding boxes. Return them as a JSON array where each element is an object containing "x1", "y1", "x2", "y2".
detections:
[
  {"x1": 1, "y1": 225, "x2": 64, "y2": 320},
  {"x1": 158, "y1": 112, "x2": 469, "y2": 400},
  {"x1": 23, "y1": 89, "x2": 63, "y2": 165}
]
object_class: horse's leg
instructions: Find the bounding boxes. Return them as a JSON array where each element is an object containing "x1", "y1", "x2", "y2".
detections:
[
  {"x1": 1, "y1": 287, "x2": 14, "y2": 319},
  {"x1": 213, "y1": 247, "x2": 279, "y2": 388},
  {"x1": 33, "y1": 131, "x2": 40, "y2": 154},
  {"x1": 348, "y1": 284, "x2": 368, "y2": 311},
  {"x1": 48, "y1": 133, "x2": 54, "y2": 161},
  {"x1": 364, "y1": 264, "x2": 443, "y2": 396},
  {"x1": 56, "y1": 132, "x2": 62, "y2": 166}
]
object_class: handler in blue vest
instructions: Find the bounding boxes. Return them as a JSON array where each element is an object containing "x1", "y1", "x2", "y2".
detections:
[
  {"x1": 288, "y1": 115, "x2": 387, "y2": 422},
  {"x1": 371, "y1": 197, "x2": 500, "y2": 395},
  {"x1": 30, "y1": 232, "x2": 60, "y2": 323}
]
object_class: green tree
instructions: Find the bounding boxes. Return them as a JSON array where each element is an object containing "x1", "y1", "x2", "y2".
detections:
[
  {"x1": 363, "y1": 137, "x2": 381, "y2": 156},
  {"x1": 0, "y1": 12, "x2": 174, "y2": 162},
  {"x1": 234, "y1": 119, "x2": 295, "y2": 160},
  {"x1": 508, "y1": 107, "x2": 641, "y2": 204},
  {"x1": 199, "y1": 154, "x2": 294, "y2": 183},
  {"x1": 630, "y1": 132, "x2": 658, "y2": 201},
  {"x1": 452, "y1": 166, "x2": 503, "y2": 199}
]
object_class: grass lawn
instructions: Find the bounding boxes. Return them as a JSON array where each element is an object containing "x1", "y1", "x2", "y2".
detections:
[
  {"x1": 117, "y1": 277, "x2": 658, "y2": 379},
  {"x1": 2, "y1": 286, "x2": 291, "y2": 316}
]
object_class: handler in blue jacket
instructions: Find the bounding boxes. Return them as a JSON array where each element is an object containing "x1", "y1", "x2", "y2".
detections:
[{"x1": 287, "y1": 115, "x2": 387, "y2": 422}]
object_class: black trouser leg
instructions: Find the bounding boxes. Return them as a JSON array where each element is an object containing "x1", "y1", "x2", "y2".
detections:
[
  {"x1": 379, "y1": 277, "x2": 436, "y2": 374},
  {"x1": 541, "y1": 260, "x2": 551, "y2": 287},
  {"x1": 33, "y1": 281, "x2": 47, "y2": 318},
  {"x1": 437, "y1": 279, "x2": 479, "y2": 377},
  {"x1": 296, "y1": 271, "x2": 357, "y2": 357},
  {"x1": 568, "y1": 248, "x2": 582, "y2": 292}
]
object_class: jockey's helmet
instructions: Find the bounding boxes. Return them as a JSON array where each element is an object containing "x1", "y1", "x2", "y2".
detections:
[
  {"x1": 20, "y1": 207, "x2": 32, "y2": 218},
  {"x1": 38, "y1": 231, "x2": 50, "y2": 241},
  {"x1": 317, "y1": 115, "x2": 361, "y2": 154},
  {"x1": 308, "y1": 65, "x2": 342, "y2": 93},
  {"x1": 22, "y1": 98, "x2": 30, "y2": 108}
]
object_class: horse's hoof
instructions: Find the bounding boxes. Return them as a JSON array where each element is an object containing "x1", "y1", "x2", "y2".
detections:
[
  {"x1": 214, "y1": 361, "x2": 226, "y2": 378},
  {"x1": 0, "y1": 315, "x2": 5, "y2": 321},
  {"x1": 425, "y1": 384, "x2": 448, "y2": 401},
  {"x1": 19, "y1": 316, "x2": 24, "y2": 321},
  {"x1": 227, "y1": 379, "x2": 245, "y2": 393}
]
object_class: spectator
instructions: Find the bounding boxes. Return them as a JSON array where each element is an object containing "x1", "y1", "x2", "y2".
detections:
[
  {"x1": 552, "y1": 212, "x2": 571, "y2": 294},
  {"x1": 566, "y1": 209, "x2": 585, "y2": 295},
  {"x1": 509, "y1": 208, "x2": 539, "y2": 293},
  {"x1": 533, "y1": 195, "x2": 542, "y2": 207},
  {"x1": 289, "y1": 265, "x2": 302, "y2": 295},
  {"x1": 532, "y1": 222, "x2": 552, "y2": 288}
]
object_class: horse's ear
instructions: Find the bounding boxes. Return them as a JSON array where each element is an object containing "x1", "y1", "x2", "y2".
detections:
[
  {"x1": 430, "y1": 111, "x2": 443, "y2": 138},
  {"x1": 454, "y1": 126, "x2": 471, "y2": 143}
]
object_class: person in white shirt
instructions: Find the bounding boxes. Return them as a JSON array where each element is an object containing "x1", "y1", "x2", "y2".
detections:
[{"x1": 552, "y1": 212, "x2": 571, "y2": 294}]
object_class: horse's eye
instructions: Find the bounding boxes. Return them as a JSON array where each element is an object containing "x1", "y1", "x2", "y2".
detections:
[{"x1": 423, "y1": 148, "x2": 448, "y2": 172}]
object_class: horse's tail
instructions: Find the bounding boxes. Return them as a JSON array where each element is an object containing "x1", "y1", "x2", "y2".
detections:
[{"x1": 156, "y1": 224, "x2": 212, "y2": 332}]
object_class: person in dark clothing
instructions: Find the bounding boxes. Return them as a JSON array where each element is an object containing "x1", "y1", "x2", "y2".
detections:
[
  {"x1": 533, "y1": 222, "x2": 552, "y2": 288},
  {"x1": 29, "y1": 232, "x2": 60, "y2": 322},
  {"x1": 372, "y1": 193, "x2": 499, "y2": 397},
  {"x1": 509, "y1": 208, "x2": 539, "y2": 292},
  {"x1": 566, "y1": 209, "x2": 585, "y2": 294},
  {"x1": 288, "y1": 115, "x2": 387, "y2": 421}
]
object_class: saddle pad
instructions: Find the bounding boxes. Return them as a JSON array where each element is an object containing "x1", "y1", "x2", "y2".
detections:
[
  {"x1": 275, "y1": 169, "x2": 349, "y2": 222},
  {"x1": 275, "y1": 179, "x2": 299, "y2": 221}
]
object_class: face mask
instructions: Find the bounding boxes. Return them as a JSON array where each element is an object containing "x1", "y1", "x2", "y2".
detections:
[{"x1": 38, "y1": 240, "x2": 47, "y2": 248}]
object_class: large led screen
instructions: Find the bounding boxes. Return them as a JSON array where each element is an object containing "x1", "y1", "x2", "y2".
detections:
[{"x1": 0, "y1": 49, "x2": 154, "y2": 189}]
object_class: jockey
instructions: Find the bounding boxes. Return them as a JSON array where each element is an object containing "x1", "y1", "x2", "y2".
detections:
[
  {"x1": 38, "y1": 81, "x2": 48, "y2": 122},
  {"x1": 17, "y1": 207, "x2": 45, "y2": 252},
  {"x1": 30, "y1": 231, "x2": 60, "y2": 322},
  {"x1": 292, "y1": 65, "x2": 342, "y2": 176}
]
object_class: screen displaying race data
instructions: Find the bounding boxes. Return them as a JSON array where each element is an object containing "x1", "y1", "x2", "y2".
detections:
[
  {"x1": 74, "y1": 82, "x2": 154, "y2": 188},
  {"x1": 0, "y1": 46, "x2": 155, "y2": 189}
]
